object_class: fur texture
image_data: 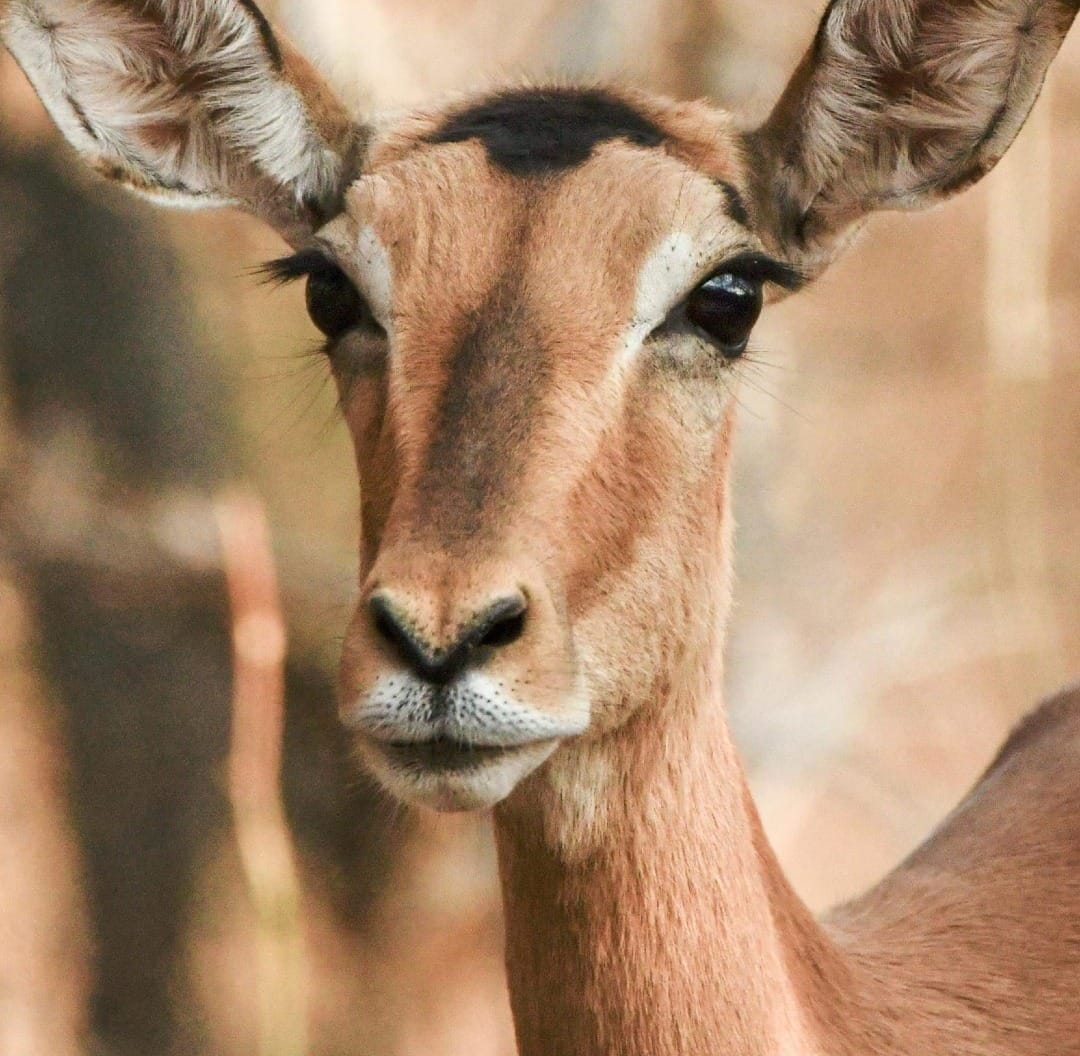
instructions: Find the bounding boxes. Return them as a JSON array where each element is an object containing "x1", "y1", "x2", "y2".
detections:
[
  {"x1": 0, "y1": 0, "x2": 361, "y2": 238},
  {"x1": 4, "y1": 2, "x2": 1079, "y2": 1054},
  {"x1": 749, "y1": 0, "x2": 1080, "y2": 271}
]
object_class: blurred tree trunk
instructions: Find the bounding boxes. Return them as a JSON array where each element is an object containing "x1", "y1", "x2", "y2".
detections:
[
  {"x1": 0, "y1": 561, "x2": 89, "y2": 1056},
  {"x1": 0, "y1": 125, "x2": 403, "y2": 1055}
]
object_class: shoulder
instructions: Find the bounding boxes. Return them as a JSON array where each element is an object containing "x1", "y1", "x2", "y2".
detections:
[
  {"x1": 980, "y1": 681, "x2": 1080, "y2": 781},
  {"x1": 834, "y1": 680, "x2": 1080, "y2": 915}
]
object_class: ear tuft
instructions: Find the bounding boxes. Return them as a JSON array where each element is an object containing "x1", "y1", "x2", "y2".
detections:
[{"x1": 1, "y1": 0, "x2": 364, "y2": 240}]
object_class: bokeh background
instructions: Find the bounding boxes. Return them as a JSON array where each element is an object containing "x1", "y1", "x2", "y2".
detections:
[{"x1": 1, "y1": 2, "x2": 1077, "y2": 1054}]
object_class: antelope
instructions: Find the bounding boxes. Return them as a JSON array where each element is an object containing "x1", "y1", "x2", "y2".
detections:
[{"x1": 3, "y1": 1, "x2": 1079, "y2": 1053}]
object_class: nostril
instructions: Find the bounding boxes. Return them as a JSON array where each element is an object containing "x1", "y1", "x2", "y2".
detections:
[
  {"x1": 478, "y1": 608, "x2": 526, "y2": 649},
  {"x1": 368, "y1": 594, "x2": 420, "y2": 662},
  {"x1": 366, "y1": 590, "x2": 527, "y2": 683},
  {"x1": 372, "y1": 604, "x2": 401, "y2": 647}
]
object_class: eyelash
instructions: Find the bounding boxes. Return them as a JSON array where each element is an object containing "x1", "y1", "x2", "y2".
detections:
[
  {"x1": 700, "y1": 251, "x2": 805, "y2": 292},
  {"x1": 258, "y1": 248, "x2": 341, "y2": 286}
]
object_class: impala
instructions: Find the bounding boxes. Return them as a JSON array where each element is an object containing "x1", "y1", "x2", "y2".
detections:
[{"x1": 3, "y1": 1, "x2": 1078, "y2": 1053}]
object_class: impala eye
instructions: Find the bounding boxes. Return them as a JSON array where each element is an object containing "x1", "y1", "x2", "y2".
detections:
[
  {"x1": 260, "y1": 250, "x2": 379, "y2": 342},
  {"x1": 306, "y1": 265, "x2": 369, "y2": 339},
  {"x1": 685, "y1": 272, "x2": 763, "y2": 359}
]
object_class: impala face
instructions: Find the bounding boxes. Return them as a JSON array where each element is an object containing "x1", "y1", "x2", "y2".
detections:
[
  {"x1": 6, "y1": 0, "x2": 1069, "y2": 811},
  {"x1": 274, "y1": 91, "x2": 802, "y2": 810}
]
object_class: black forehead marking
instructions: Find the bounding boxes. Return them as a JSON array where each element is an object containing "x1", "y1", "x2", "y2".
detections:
[{"x1": 424, "y1": 87, "x2": 666, "y2": 176}]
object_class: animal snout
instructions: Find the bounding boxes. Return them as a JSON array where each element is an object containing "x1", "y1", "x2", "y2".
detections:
[
  {"x1": 367, "y1": 588, "x2": 528, "y2": 684},
  {"x1": 340, "y1": 553, "x2": 590, "y2": 808}
]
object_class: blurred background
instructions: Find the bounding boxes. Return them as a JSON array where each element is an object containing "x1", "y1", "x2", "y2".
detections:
[{"x1": 0, "y1": 1, "x2": 1077, "y2": 1054}]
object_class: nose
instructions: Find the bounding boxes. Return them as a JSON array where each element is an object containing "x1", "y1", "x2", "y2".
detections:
[{"x1": 368, "y1": 590, "x2": 527, "y2": 685}]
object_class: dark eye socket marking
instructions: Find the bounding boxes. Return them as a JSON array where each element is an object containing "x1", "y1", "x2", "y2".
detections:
[
  {"x1": 675, "y1": 251, "x2": 804, "y2": 361},
  {"x1": 715, "y1": 181, "x2": 751, "y2": 228},
  {"x1": 260, "y1": 249, "x2": 385, "y2": 342}
]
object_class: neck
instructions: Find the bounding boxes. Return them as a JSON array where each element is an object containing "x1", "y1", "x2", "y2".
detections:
[{"x1": 494, "y1": 647, "x2": 841, "y2": 1056}]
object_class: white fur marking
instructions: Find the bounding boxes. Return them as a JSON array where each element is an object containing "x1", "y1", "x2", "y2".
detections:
[
  {"x1": 611, "y1": 231, "x2": 697, "y2": 377},
  {"x1": 346, "y1": 669, "x2": 588, "y2": 747},
  {"x1": 345, "y1": 669, "x2": 587, "y2": 810}
]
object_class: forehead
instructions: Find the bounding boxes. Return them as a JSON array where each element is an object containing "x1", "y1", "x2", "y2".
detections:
[
  {"x1": 374, "y1": 85, "x2": 746, "y2": 185},
  {"x1": 327, "y1": 87, "x2": 752, "y2": 324},
  {"x1": 321, "y1": 89, "x2": 754, "y2": 540}
]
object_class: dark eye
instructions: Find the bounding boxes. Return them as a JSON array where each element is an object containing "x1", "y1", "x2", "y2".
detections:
[
  {"x1": 685, "y1": 272, "x2": 763, "y2": 358},
  {"x1": 305, "y1": 265, "x2": 369, "y2": 339}
]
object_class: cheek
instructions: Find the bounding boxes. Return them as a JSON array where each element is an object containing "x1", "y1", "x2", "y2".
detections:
[
  {"x1": 563, "y1": 385, "x2": 730, "y2": 610},
  {"x1": 562, "y1": 392, "x2": 730, "y2": 724},
  {"x1": 341, "y1": 377, "x2": 393, "y2": 564},
  {"x1": 562, "y1": 405, "x2": 667, "y2": 616}
]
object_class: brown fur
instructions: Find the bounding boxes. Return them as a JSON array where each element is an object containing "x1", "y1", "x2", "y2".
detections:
[
  {"x1": 4, "y1": 2, "x2": 1079, "y2": 1054},
  {"x1": 498, "y1": 680, "x2": 1080, "y2": 1056}
]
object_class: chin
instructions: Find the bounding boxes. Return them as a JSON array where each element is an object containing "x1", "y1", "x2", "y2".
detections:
[{"x1": 356, "y1": 736, "x2": 561, "y2": 811}]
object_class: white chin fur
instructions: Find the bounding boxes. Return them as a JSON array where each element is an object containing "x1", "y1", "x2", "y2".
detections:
[
  {"x1": 358, "y1": 737, "x2": 560, "y2": 812},
  {"x1": 345, "y1": 669, "x2": 587, "y2": 809},
  {"x1": 344, "y1": 669, "x2": 589, "y2": 746}
]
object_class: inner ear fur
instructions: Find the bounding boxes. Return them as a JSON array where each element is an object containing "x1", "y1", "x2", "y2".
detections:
[
  {"x1": 748, "y1": 0, "x2": 1080, "y2": 273},
  {"x1": 0, "y1": 0, "x2": 365, "y2": 242}
]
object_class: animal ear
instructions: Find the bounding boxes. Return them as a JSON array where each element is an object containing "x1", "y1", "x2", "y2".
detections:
[
  {"x1": 0, "y1": 0, "x2": 365, "y2": 244},
  {"x1": 747, "y1": 0, "x2": 1079, "y2": 273}
]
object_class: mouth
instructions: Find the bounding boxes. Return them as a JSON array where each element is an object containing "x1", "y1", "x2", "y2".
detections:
[
  {"x1": 382, "y1": 736, "x2": 534, "y2": 772},
  {"x1": 345, "y1": 669, "x2": 589, "y2": 809},
  {"x1": 358, "y1": 731, "x2": 562, "y2": 810}
]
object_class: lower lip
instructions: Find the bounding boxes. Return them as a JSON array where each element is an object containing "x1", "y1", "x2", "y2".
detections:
[{"x1": 382, "y1": 738, "x2": 523, "y2": 772}]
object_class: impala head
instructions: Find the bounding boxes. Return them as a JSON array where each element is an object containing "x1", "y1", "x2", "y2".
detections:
[
  {"x1": 319, "y1": 92, "x2": 805, "y2": 810},
  {"x1": 5, "y1": 0, "x2": 1076, "y2": 810}
]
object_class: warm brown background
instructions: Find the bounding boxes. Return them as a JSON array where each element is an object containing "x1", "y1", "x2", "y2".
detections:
[{"x1": 1, "y1": 2, "x2": 1077, "y2": 1054}]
